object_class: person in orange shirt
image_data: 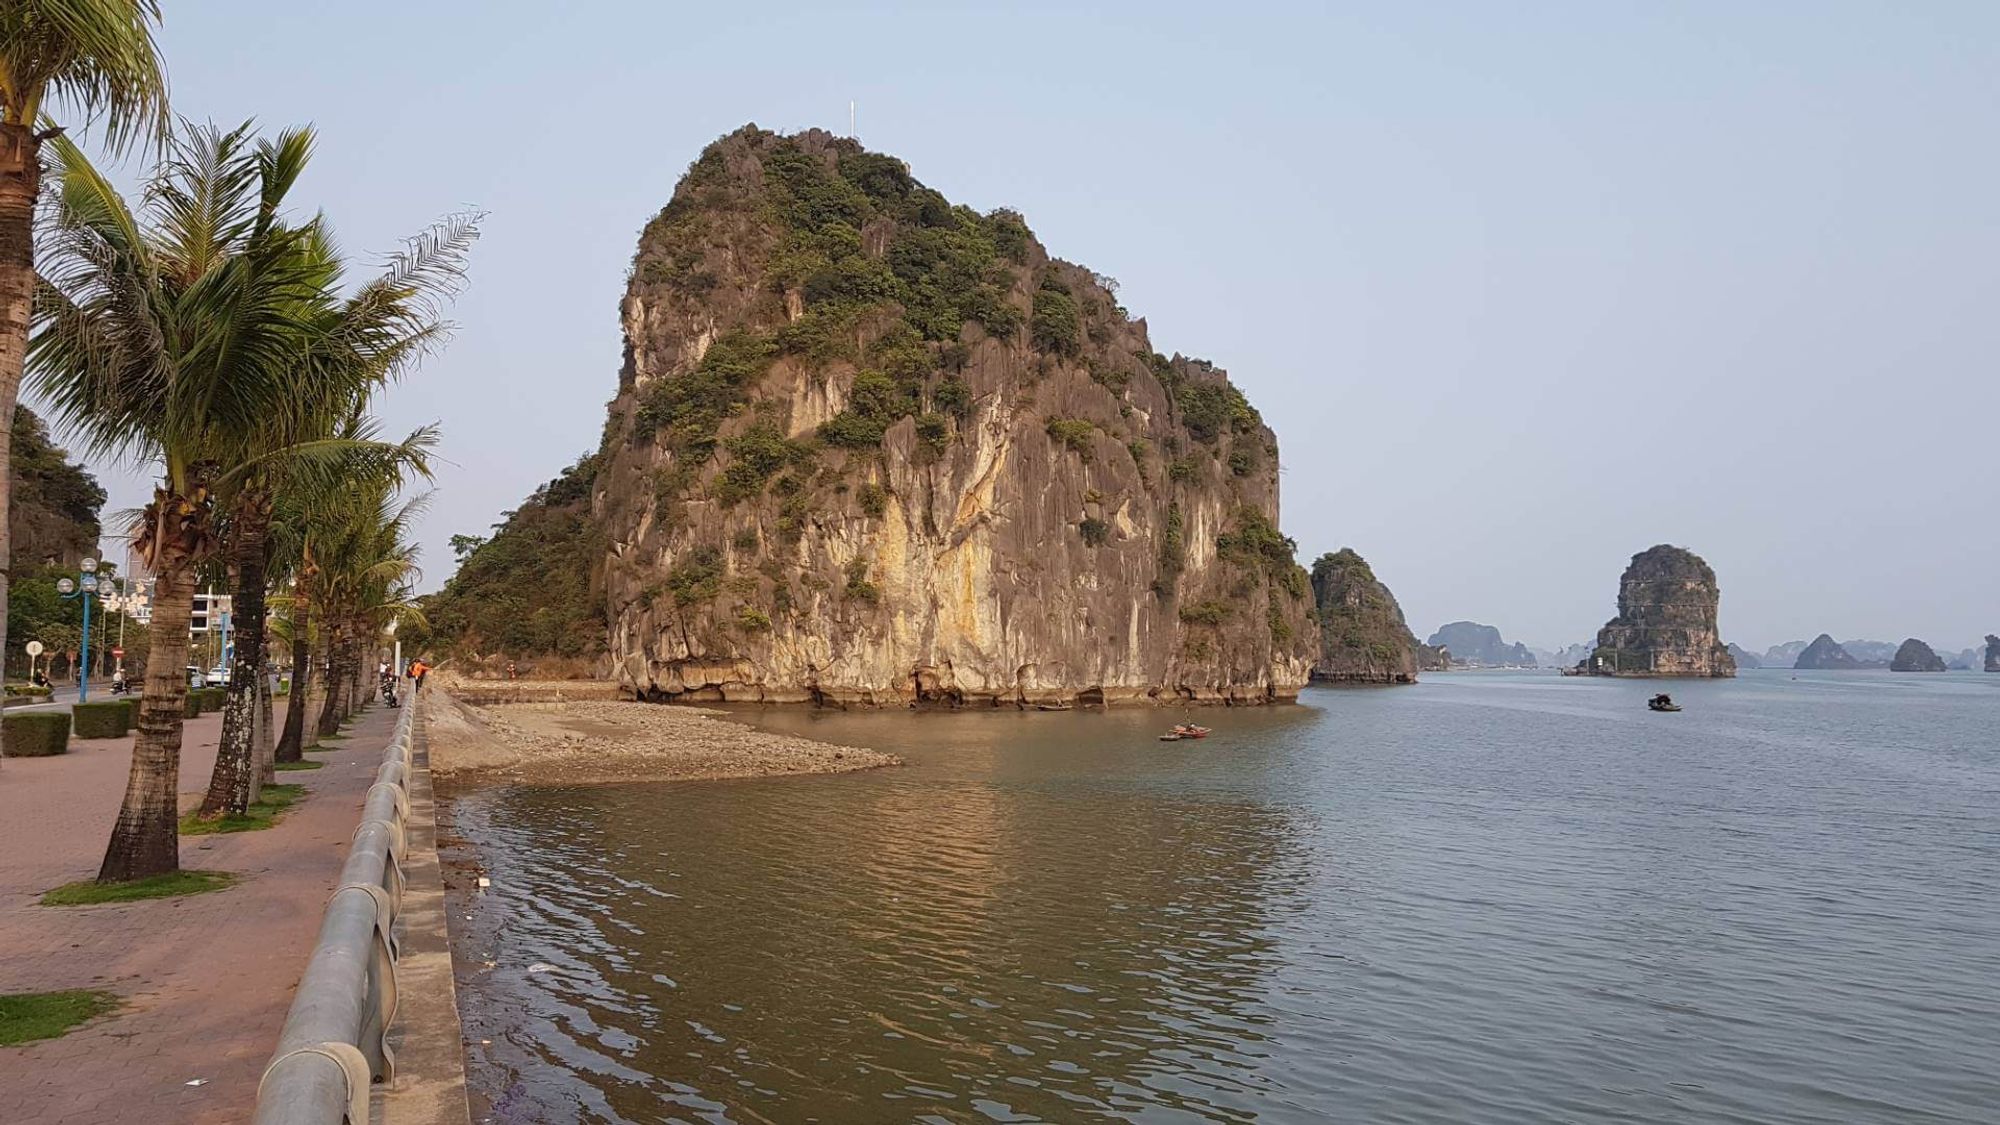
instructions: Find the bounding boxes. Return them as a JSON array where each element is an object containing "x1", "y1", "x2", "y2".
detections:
[{"x1": 408, "y1": 658, "x2": 429, "y2": 694}]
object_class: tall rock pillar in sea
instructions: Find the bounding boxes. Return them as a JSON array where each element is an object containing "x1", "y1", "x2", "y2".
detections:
[
  {"x1": 1580, "y1": 545, "x2": 1736, "y2": 677},
  {"x1": 1307, "y1": 549, "x2": 1420, "y2": 684},
  {"x1": 1985, "y1": 635, "x2": 1999, "y2": 673},
  {"x1": 577, "y1": 126, "x2": 1316, "y2": 706}
]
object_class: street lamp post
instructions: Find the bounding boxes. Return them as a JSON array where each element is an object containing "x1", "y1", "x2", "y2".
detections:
[{"x1": 56, "y1": 558, "x2": 102, "y2": 703}]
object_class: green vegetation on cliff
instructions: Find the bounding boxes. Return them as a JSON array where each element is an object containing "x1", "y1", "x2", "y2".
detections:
[{"x1": 425, "y1": 454, "x2": 606, "y2": 660}]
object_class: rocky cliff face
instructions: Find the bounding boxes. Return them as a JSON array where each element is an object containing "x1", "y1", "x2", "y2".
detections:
[
  {"x1": 1581, "y1": 545, "x2": 1735, "y2": 677},
  {"x1": 1794, "y1": 634, "x2": 1859, "y2": 669},
  {"x1": 1890, "y1": 639, "x2": 1947, "y2": 672},
  {"x1": 1987, "y1": 635, "x2": 2000, "y2": 673},
  {"x1": 583, "y1": 126, "x2": 1315, "y2": 705},
  {"x1": 1426, "y1": 621, "x2": 1535, "y2": 667},
  {"x1": 1308, "y1": 550, "x2": 1418, "y2": 684}
]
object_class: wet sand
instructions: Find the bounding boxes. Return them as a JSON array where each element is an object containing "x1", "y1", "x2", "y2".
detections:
[{"x1": 426, "y1": 691, "x2": 900, "y2": 787}]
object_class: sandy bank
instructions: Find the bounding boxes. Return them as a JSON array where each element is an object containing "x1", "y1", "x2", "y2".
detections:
[{"x1": 425, "y1": 691, "x2": 899, "y2": 787}]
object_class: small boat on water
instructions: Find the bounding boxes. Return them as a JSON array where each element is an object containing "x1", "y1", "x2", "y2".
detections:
[
  {"x1": 1036, "y1": 703, "x2": 1073, "y2": 712},
  {"x1": 1647, "y1": 694, "x2": 1681, "y2": 712},
  {"x1": 1160, "y1": 723, "x2": 1213, "y2": 741}
]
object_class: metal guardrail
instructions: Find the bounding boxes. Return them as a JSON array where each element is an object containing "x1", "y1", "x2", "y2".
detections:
[{"x1": 252, "y1": 696, "x2": 419, "y2": 1125}]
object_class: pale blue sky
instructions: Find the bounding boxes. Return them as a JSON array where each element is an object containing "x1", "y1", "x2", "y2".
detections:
[{"x1": 57, "y1": 1, "x2": 2000, "y2": 652}]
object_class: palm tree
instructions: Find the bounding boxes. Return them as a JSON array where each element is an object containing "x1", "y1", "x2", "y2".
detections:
[
  {"x1": 0, "y1": 1, "x2": 166, "y2": 767},
  {"x1": 304, "y1": 482, "x2": 429, "y2": 739},
  {"x1": 229, "y1": 418, "x2": 437, "y2": 798},
  {"x1": 29, "y1": 121, "x2": 471, "y2": 878}
]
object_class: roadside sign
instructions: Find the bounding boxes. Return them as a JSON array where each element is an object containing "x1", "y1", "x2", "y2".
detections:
[
  {"x1": 112, "y1": 647, "x2": 125, "y2": 658},
  {"x1": 25, "y1": 640, "x2": 43, "y2": 657}
]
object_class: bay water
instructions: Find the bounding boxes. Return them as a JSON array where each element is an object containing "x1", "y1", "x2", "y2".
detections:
[{"x1": 445, "y1": 671, "x2": 1999, "y2": 1123}]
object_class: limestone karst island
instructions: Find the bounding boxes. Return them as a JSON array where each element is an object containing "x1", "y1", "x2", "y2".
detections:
[{"x1": 3, "y1": 8, "x2": 1996, "y2": 1125}]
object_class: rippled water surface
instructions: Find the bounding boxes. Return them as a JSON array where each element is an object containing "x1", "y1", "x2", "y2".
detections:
[{"x1": 445, "y1": 671, "x2": 2000, "y2": 1123}]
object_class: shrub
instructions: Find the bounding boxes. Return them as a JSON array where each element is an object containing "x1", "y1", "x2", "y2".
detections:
[
  {"x1": 71, "y1": 701, "x2": 130, "y2": 740},
  {"x1": 821, "y1": 369, "x2": 921, "y2": 449},
  {"x1": 735, "y1": 606, "x2": 773, "y2": 632},
  {"x1": 4, "y1": 682, "x2": 52, "y2": 698},
  {"x1": 1031, "y1": 284, "x2": 1082, "y2": 356},
  {"x1": 184, "y1": 691, "x2": 202, "y2": 718},
  {"x1": 1175, "y1": 379, "x2": 1261, "y2": 444},
  {"x1": 1167, "y1": 458, "x2": 1198, "y2": 483},
  {"x1": 667, "y1": 547, "x2": 726, "y2": 606},
  {"x1": 121, "y1": 697, "x2": 140, "y2": 728},
  {"x1": 858, "y1": 482, "x2": 890, "y2": 517},
  {"x1": 1079, "y1": 517, "x2": 1110, "y2": 547},
  {"x1": 1154, "y1": 502, "x2": 1186, "y2": 594},
  {"x1": 1045, "y1": 418, "x2": 1096, "y2": 460},
  {"x1": 733, "y1": 529, "x2": 761, "y2": 553},
  {"x1": 914, "y1": 413, "x2": 951, "y2": 457},
  {"x1": 4, "y1": 711, "x2": 70, "y2": 757},
  {"x1": 844, "y1": 557, "x2": 881, "y2": 604},
  {"x1": 934, "y1": 375, "x2": 973, "y2": 418},
  {"x1": 717, "y1": 423, "x2": 814, "y2": 506},
  {"x1": 1178, "y1": 600, "x2": 1231, "y2": 626}
]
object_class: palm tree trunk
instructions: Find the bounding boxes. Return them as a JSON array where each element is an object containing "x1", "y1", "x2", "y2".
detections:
[
  {"x1": 255, "y1": 667, "x2": 276, "y2": 785},
  {"x1": 315, "y1": 626, "x2": 346, "y2": 737},
  {"x1": 201, "y1": 504, "x2": 272, "y2": 816},
  {"x1": 99, "y1": 560, "x2": 192, "y2": 882},
  {"x1": 276, "y1": 613, "x2": 312, "y2": 762},
  {"x1": 0, "y1": 124, "x2": 43, "y2": 770}
]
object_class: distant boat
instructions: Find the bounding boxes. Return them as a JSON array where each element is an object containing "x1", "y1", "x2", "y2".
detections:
[
  {"x1": 1647, "y1": 694, "x2": 1681, "y2": 712},
  {"x1": 1162, "y1": 724, "x2": 1212, "y2": 741},
  {"x1": 1036, "y1": 703, "x2": 1073, "y2": 712}
]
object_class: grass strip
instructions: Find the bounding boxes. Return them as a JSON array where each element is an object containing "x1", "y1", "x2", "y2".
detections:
[
  {"x1": 273, "y1": 759, "x2": 324, "y2": 771},
  {"x1": 0, "y1": 990, "x2": 121, "y2": 1045},
  {"x1": 41, "y1": 870, "x2": 238, "y2": 907},
  {"x1": 179, "y1": 784, "x2": 305, "y2": 836}
]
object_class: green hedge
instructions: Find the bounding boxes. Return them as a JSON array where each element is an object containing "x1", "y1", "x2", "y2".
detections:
[
  {"x1": 183, "y1": 690, "x2": 202, "y2": 718},
  {"x1": 71, "y1": 701, "x2": 130, "y2": 740},
  {"x1": 4, "y1": 711, "x2": 70, "y2": 757},
  {"x1": 122, "y1": 697, "x2": 141, "y2": 727},
  {"x1": 4, "y1": 682, "x2": 53, "y2": 698}
]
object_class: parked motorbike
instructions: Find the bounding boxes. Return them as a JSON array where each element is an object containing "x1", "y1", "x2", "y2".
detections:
[{"x1": 380, "y1": 673, "x2": 400, "y2": 708}]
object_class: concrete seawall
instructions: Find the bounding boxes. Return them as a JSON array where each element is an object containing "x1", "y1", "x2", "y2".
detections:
[{"x1": 372, "y1": 703, "x2": 472, "y2": 1125}]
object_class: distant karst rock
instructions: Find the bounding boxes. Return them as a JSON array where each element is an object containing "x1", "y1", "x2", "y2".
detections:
[
  {"x1": 1890, "y1": 639, "x2": 1947, "y2": 672},
  {"x1": 1308, "y1": 549, "x2": 1419, "y2": 684},
  {"x1": 1837, "y1": 639, "x2": 1900, "y2": 665},
  {"x1": 1794, "y1": 634, "x2": 1859, "y2": 670},
  {"x1": 1986, "y1": 635, "x2": 2000, "y2": 673},
  {"x1": 1426, "y1": 621, "x2": 1536, "y2": 667},
  {"x1": 1726, "y1": 643, "x2": 1763, "y2": 670},
  {"x1": 1417, "y1": 644, "x2": 1452, "y2": 672},
  {"x1": 1580, "y1": 545, "x2": 1736, "y2": 677},
  {"x1": 1763, "y1": 640, "x2": 1809, "y2": 668}
]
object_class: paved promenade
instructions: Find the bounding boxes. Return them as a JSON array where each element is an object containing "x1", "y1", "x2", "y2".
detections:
[{"x1": 0, "y1": 703, "x2": 399, "y2": 1124}]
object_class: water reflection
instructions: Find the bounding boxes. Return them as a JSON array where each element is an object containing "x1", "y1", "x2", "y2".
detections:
[
  {"x1": 447, "y1": 675, "x2": 2000, "y2": 1124},
  {"x1": 449, "y1": 708, "x2": 1314, "y2": 1123}
]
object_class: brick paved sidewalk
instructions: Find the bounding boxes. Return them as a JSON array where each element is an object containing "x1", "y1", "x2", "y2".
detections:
[{"x1": 0, "y1": 703, "x2": 401, "y2": 1124}]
